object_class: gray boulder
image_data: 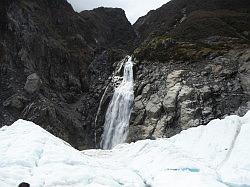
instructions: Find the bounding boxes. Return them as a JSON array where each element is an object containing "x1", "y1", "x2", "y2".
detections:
[{"x1": 24, "y1": 73, "x2": 41, "y2": 94}]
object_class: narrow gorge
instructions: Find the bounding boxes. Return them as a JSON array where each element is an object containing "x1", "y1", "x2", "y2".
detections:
[{"x1": 0, "y1": 0, "x2": 249, "y2": 150}]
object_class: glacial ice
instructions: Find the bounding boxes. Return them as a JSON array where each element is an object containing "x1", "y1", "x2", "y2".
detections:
[{"x1": 0, "y1": 111, "x2": 250, "y2": 187}]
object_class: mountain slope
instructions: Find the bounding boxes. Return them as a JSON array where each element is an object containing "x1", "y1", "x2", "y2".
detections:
[
  {"x1": 0, "y1": 0, "x2": 136, "y2": 149},
  {"x1": 1, "y1": 112, "x2": 250, "y2": 186},
  {"x1": 80, "y1": 7, "x2": 136, "y2": 51},
  {"x1": 134, "y1": 0, "x2": 250, "y2": 42}
]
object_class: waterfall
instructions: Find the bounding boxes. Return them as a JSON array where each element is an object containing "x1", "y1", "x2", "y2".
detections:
[{"x1": 100, "y1": 56, "x2": 134, "y2": 150}]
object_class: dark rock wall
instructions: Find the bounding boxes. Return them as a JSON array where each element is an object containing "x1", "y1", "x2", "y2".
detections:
[
  {"x1": 0, "y1": 0, "x2": 135, "y2": 149},
  {"x1": 80, "y1": 7, "x2": 136, "y2": 52}
]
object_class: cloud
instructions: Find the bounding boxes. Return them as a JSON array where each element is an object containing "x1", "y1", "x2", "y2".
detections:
[{"x1": 67, "y1": 0, "x2": 170, "y2": 23}]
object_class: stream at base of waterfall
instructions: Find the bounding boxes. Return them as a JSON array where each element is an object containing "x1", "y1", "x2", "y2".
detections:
[{"x1": 100, "y1": 56, "x2": 134, "y2": 150}]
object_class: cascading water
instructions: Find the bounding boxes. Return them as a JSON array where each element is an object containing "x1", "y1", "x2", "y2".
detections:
[{"x1": 100, "y1": 56, "x2": 134, "y2": 150}]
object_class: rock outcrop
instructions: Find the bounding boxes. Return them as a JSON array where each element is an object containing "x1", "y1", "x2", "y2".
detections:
[
  {"x1": 130, "y1": 44, "x2": 250, "y2": 141},
  {"x1": 129, "y1": 0, "x2": 250, "y2": 141},
  {"x1": 24, "y1": 73, "x2": 41, "y2": 94}
]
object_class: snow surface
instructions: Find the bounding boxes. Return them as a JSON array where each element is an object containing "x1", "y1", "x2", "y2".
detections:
[{"x1": 1, "y1": 111, "x2": 250, "y2": 187}]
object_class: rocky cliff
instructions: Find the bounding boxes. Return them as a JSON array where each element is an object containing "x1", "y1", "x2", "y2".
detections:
[
  {"x1": 129, "y1": 0, "x2": 250, "y2": 141},
  {"x1": 0, "y1": 0, "x2": 136, "y2": 149}
]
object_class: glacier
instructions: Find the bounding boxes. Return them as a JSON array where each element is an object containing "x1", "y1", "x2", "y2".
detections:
[{"x1": 0, "y1": 111, "x2": 250, "y2": 187}]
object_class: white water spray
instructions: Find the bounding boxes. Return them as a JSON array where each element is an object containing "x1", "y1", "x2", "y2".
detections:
[{"x1": 100, "y1": 57, "x2": 134, "y2": 150}]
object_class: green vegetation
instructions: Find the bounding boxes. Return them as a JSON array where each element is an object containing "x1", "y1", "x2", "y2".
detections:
[{"x1": 133, "y1": 35, "x2": 246, "y2": 63}]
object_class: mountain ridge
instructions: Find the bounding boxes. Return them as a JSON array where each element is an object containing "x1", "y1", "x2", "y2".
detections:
[{"x1": 134, "y1": 0, "x2": 250, "y2": 42}]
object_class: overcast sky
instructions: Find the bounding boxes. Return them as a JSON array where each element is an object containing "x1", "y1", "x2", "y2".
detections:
[{"x1": 67, "y1": 0, "x2": 170, "y2": 23}]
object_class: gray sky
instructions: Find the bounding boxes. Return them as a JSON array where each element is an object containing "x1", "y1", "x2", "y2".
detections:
[{"x1": 67, "y1": 0, "x2": 170, "y2": 23}]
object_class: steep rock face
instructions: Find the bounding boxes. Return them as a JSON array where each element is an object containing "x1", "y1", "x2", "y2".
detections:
[
  {"x1": 0, "y1": 0, "x2": 136, "y2": 149},
  {"x1": 129, "y1": 0, "x2": 250, "y2": 141},
  {"x1": 130, "y1": 42, "x2": 250, "y2": 141}
]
